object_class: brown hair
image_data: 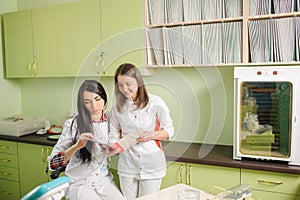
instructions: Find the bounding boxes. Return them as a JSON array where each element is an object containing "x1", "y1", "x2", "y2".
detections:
[
  {"x1": 72, "y1": 80, "x2": 107, "y2": 164},
  {"x1": 114, "y1": 63, "x2": 149, "y2": 112}
]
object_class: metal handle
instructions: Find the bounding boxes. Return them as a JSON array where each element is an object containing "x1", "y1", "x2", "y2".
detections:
[
  {"x1": 0, "y1": 158, "x2": 11, "y2": 163},
  {"x1": 41, "y1": 147, "x2": 46, "y2": 163},
  {"x1": 0, "y1": 145, "x2": 9, "y2": 149},
  {"x1": 2, "y1": 191, "x2": 14, "y2": 195},
  {"x1": 258, "y1": 178, "x2": 283, "y2": 185},
  {"x1": 28, "y1": 59, "x2": 34, "y2": 75},
  {"x1": 179, "y1": 164, "x2": 183, "y2": 183},
  {"x1": 95, "y1": 52, "x2": 106, "y2": 74},
  {"x1": 187, "y1": 164, "x2": 192, "y2": 185},
  {"x1": 32, "y1": 57, "x2": 38, "y2": 76},
  {"x1": 1, "y1": 171, "x2": 12, "y2": 176}
]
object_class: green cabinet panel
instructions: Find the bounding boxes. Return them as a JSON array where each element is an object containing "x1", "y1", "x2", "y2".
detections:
[
  {"x1": 18, "y1": 143, "x2": 52, "y2": 197},
  {"x1": 0, "y1": 165, "x2": 19, "y2": 181},
  {"x1": 0, "y1": 179, "x2": 20, "y2": 200},
  {"x1": 188, "y1": 163, "x2": 240, "y2": 195},
  {"x1": 241, "y1": 169, "x2": 300, "y2": 196},
  {"x1": 161, "y1": 161, "x2": 186, "y2": 188},
  {"x1": 2, "y1": 10, "x2": 33, "y2": 78},
  {"x1": 252, "y1": 189, "x2": 300, "y2": 200},
  {"x1": 0, "y1": 140, "x2": 17, "y2": 155},
  {"x1": 162, "y1": 161, "x2": 240, "y2": 196},
  {"x1": 0, "y1": 153, "x2": 18, "y2": 168},
  {"x1": 64, "y1": 0, "x2": 101, "y2": 77},
  {"x1": 31, "y1": 4, "x2": 66, "y2": 77},
  {"x1": 100, "y1": 0, "x2": 144, "y2": 76}
]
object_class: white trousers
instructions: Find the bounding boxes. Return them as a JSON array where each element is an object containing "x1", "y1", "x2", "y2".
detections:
[
  {"x1": 66, "y1": 175, "x2": 125, "y2": 200},
  {"x1": 119, "y1": 176, "x2": 162, "y2": 200}
]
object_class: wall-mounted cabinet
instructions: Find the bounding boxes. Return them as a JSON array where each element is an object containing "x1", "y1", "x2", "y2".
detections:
[
  {"x1": 3, "y1": 0, "x2": 143, "y2": 78},
  {"x1": 99, "y1": 0, "x2": 143, "y2": 76},
  {"x1": 3, "y1": 0, "x2": 101, "y2": 78},
  {"x1": 144, "y1": 0, "x2": 300, "y2": 67}
]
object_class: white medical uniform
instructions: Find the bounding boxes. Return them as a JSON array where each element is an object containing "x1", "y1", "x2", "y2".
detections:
[
  {"x1": 109, "y1": 94, "x2": 174, "y2": 199},
  {"x1": 48, "y1": 118, "x2": 125, "y2": 200}
]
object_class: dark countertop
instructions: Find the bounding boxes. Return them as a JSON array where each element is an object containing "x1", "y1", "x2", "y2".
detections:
[{"x1": 1, "y1": 133, "x2": 300, "y2": 175}]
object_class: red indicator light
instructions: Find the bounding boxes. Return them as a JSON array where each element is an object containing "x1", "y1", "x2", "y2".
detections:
[
  {"x1": 257, "y1": 71, "x2": 262, "y2": 75},
  {"x1": 273, "y1": 71, "x2": 278, "y2": 75}
]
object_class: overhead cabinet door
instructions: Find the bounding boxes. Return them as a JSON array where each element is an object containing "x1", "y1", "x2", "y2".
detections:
[{"x1": 3, "y1": 10, "x2": 34, "y2": 78}]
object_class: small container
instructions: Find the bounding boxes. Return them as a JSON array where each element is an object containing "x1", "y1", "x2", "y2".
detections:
[{"x1": 177, "y1": 189, "x2": 200, "y2": 200}]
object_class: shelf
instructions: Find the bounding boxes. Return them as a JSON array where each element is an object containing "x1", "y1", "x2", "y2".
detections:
[
  {"x1": 248, "y1": 12, "x2": 300, "y2": 20},
  {"x1": 144, "y1": 0, "x2": 300, "y2": 67},
  {"x1": 146, "y1": 17, "x2": 243, "y2": 28},
  {"x1": 145, "y1": 62, "x2": 300, "y2": 68}
]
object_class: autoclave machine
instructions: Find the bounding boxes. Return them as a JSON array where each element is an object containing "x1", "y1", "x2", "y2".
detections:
[{"x1": 233, "y1": 66, "x2": 300, "y2": 165}]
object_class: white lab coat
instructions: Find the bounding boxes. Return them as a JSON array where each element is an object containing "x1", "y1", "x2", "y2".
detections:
[
  {"x1": 48, "y1": 118, "x2": 124, "y2": 200},
  {"x1": 109, "y1": 94, "x2": 174, "y2": 180}
]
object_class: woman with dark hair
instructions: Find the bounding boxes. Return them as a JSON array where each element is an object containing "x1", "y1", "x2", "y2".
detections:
[
  {"x1": 48, "y1": 80, "x2": 125, "y2": 200},
  {"x1": 109, "y1": 63, "x2": 174, "y2": 200}
]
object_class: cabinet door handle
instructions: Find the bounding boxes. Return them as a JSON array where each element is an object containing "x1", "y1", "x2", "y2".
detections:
[
  {"x1": 179, "y1": 164, "x2": 183, "y2": 183},
  {"x1": 2, "y1": 191, "x2": 14, "y2": 196},
  {"x1": 258, "y1": 178, "x2": 283, "y2": 185},
  {"x1": 0, "y1": 158, "x2": 11, "y2": 163},
  {"x1": 95, "y1": 52, "x2": 105, "y2": 74},
  {"x1": 32, "y1": 57, "x2": 38, "y2": 76},
  {"x1": 0, "y1": 145, "x2": 10, "y2": 149},
  {"x1": 41, "y1": 147, "x2": 46, "y2": 163},
  {"x1": 28, "y1": 59, "x2": 34, "y2": 75},
  {"x1": 1, "y1": 171, "x2": 12, "y2": 176},
  {"x1": 187, "y1": 164, "x2": 191, "y2": 185}
]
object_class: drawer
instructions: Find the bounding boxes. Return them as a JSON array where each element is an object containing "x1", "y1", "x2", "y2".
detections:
[
  {"x1": 0, "y1": 140, "x2": 17, "y2": 155},
  {"x1": 0, "y1": 166, "x2": 19, "y2": 181},
  {"x1": 252, "y1": 189, "x2": 300, "y2": 200},
  {"x1": 0, "y1": 153, "x2": 18, "y2": 168},
  {"x1": 241, "y1": 169, "x2": 300, "y2": 195},
  {"x1": 0, "y1": 178, "x2": 20, "y2": 200}
]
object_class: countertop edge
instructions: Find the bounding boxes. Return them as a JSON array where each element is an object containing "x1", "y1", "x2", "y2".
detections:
[{"x1": 1, "y1": 134, "x2": 300, "y2": 175}]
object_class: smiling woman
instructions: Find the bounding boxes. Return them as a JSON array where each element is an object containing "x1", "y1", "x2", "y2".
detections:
[{"x1": 109, "y1": 63, "x2": 175, "y2": 200}]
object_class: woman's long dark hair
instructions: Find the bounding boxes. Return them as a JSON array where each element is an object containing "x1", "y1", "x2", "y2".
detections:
[
  {"x1": 71, "y1": 80, "x2": 107, "y2": 164},
  {"x1": 114, "y1": 63, "x2": 149, "y2": 112}
]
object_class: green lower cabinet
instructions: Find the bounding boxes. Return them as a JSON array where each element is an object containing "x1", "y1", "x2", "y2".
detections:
[
  {"x1": 18, "y1": 143, "x2": 52, "y2": 197},
  {"x1": 0, "y1": 179, "x2": 20, "y2": 200},
  {"x1": 162, "y1": 161, "x2": 240, "y2": 195},
  {"x1": 161, "y1": 161, "x2": 186, "y2": 188},
  {"x1": 241, "y1": 169, "x2": 300, "y2": 199},
  {"x1": 251, "y1": 190, "x2": 299, "y2": 200},
  {"x1": 0, "y1": 140, "x2": 20, "y2": 200}
]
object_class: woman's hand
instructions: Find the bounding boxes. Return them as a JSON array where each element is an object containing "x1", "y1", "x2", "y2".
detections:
[
  {"x1": 136, "y1": 131, "x2": 159, "y2": 143},
  {"x1": 75, "y1": 132, "x2": 94, "y2": 149}
]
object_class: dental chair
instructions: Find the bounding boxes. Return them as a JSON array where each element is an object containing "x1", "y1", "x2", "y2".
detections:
[{"x1": 21, "y1": 166, "x2": 69, "y2": 200}]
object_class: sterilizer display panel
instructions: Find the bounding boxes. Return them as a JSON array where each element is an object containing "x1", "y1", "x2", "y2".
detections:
[{"x1": 239, "y1": 81, "x2": 292, "y2": 158}]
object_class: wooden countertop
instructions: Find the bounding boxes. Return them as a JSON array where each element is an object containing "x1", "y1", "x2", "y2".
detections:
[{"x1": 1, "y1": 133, "x2": 300, "y2": 175}]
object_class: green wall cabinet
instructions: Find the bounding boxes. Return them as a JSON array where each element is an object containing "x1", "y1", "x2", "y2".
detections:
[
  {"x1": 241, "y1": 169, "x2": 300, "y2": 200},
  {"x1": 3, "y1": 0, "x2": 101, "y2": 78},
  {"x1": 18, "y1": 143, "x2": 52, "y2": 197},
  {"x1": 0, "y1": 140, "x2": 20, "y2": 200},
  {"x1": 3, "y1": 0, "x2": 143, "y2": 78},
  {"x1": 161, "y1": 161, "x2": 240, "y2": 195},
  {"x1": 2, "y1": 10, "x2": 33, "y2": 78},
  {"x1": 100, "y1": 0, "x2": 143, "y2": 76}
]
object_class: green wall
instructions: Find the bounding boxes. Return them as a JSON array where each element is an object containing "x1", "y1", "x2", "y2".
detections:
[{"x1": 20, "y1": 66, "x2": 234, "y2": 145}]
